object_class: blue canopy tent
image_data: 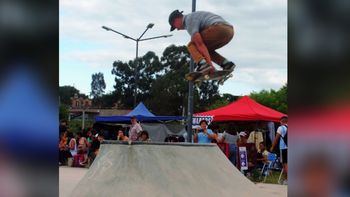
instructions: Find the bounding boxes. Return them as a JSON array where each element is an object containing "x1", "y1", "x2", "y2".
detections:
[{"x1": 95, "y1": 102, "x2": 184, "y2": 123}]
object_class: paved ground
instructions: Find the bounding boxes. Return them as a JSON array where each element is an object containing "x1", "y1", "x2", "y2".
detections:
[{"x1": 60, "y1": 143, "x2": 287, "y2": 197}]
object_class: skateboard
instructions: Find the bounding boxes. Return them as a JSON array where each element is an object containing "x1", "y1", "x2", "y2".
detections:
[{"x1": 185, "y1": 70, "x2": 233, "y2": 86}]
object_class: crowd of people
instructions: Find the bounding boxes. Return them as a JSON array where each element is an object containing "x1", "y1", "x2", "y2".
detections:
[
  {"x1": 58, "y1": 116, "x2": 150, "y2": 167},
  {"x1": 191, "y1": 117, "x2": 288, "y2": 183}
]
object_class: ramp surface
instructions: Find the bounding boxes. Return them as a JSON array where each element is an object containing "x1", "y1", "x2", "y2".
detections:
[{"x1": 70, "y1": 142, "x2": 272, "y2": 197}]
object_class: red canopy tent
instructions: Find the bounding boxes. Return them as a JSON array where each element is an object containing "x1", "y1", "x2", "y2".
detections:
[{"x1": 195, "y1": 96, "x2": 286, "y2": 122}]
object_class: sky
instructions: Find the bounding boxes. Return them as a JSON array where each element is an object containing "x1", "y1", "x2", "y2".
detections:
[{"x1": 59, "y1": 0, "x2": 287, "y2": 97}]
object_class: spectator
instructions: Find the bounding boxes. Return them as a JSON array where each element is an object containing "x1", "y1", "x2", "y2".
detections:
[
  {"x1": 68, "y1": 132, "x2": 78, "y2": 157},
  {"x1": 59, "y1": 120, "x2": 67, "y2": 133},
  {"x1": 256, "y1": 142, "x2": 270, "y2": 169},
  {"x1": 88, "y1": 134, "x2": 104, "y2": 163},
  {"x1": 77, "y1": 132, "x2": 89, "y2": 154},
  {"x1": 193, "y1": 120, "x2": 215, "y2": 144},
  {"x1": 237, "y1": 131, "x2": 256, "y2": 174},
  {"x1": 59, "y1": 131, "x2": 71, "y2": 165},
  {"x1": 237, "y1": 131, "x2": 248, "y2": 146},
  {"x1": 218, "y1": 127, "x2": 238, "y2": 166},
  {"x1": 129, "y1": 116, "x2": 143, "y2": 141},
  {"x1": 139, "y1": 130, "x2": 150, "y2": 142},
  {"x1": 86, "y1": 130, "x2": 93, "y2": 145},
  {"x1": 270, "y1": 116, "x2": 288, "y2": 183},
  {"x1": 117, "y1": 130, "x2": 129, "y2": 141},
  {"x1": 165, "y1": 135, "x2": 185, "y2": 142}
]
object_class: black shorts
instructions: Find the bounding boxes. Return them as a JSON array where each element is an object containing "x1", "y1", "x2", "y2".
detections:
[{"x1": 281, "y1": 149, "x2": 288, "y2": 164}]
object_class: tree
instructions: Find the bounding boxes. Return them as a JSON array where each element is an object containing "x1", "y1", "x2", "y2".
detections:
[
  {"x1": 205, "y1": 93, "x2": 239, "y2": 111},
  {"x1": 90, "y1": 72, "x2": 106, "y2": 98},
  {"x1": 145, "y1": 45, "x2": 190, "y2": 115},
  {"x1": 59, "y1": 85, "x2": 86, "y2": 106},
  {"x1": 110, "y1": 44, "x2": 220, "y2": 114},
  {"x1": 59, "y1": 104, "x2": 69, "y2": 121},
  {"x1": 250, "y1": 84, "x2": 288, "y2": 113},
  {"x1": 100, "y1": 91, "x2": 119, "y2": 108},
  {"x1": 144, "y1": 45, "x2": 220, "y2": 115},
  {"x1": 111, "y1": 51, "x2": 162, "y2": 109}
]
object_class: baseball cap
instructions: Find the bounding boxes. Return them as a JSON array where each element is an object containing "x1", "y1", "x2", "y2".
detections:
[
  {"x1": 168, "y1": 10, "x2": 183, "y2": 31},
  {"x1": 239, "y1": 131, "x2": 247, "y2": 137}
]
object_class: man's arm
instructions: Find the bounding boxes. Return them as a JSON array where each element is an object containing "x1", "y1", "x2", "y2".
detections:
[
  {"x1": 270, "y1": 133, "x2": 281, "y2": 152},
  {"x1": 192, "y1": 33, "x2": 213, "y2": 67}
]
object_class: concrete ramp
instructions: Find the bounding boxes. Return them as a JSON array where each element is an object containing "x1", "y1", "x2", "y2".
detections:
[{"x1": 70, "y1": 142, "x2": 271, "y2": 197}]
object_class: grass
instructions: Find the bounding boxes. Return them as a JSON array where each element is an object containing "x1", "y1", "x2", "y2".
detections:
[{"x1": 247, "y1": 168, "x2": 285, "y2": 184}]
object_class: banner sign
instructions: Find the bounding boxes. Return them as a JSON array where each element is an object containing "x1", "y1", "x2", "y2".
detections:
[
  {"x1": 239, "y1": 146, "x2": 248, "y2": 170},
  {"x1": 192, "y1": 116, "x2": 213, "y2": 128}
]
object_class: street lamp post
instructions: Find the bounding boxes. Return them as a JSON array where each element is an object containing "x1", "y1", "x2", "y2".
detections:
[
  {"x1": 102, "y1": 24, "x2": 172, "y2": 107},
  {"x1": 187, "y1": 0, "x2": 196, "y2": 143}
]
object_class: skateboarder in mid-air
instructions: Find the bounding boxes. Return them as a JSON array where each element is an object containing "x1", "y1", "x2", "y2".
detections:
[{"x1": 168, "y1": 10, "x2": 235, "y2": 78}]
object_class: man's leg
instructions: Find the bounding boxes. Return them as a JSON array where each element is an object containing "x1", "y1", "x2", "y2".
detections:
[
  {"x1": 282, "y1": 149, "x2": 288, "y2": 183},
  {"x1": 201, "y1": 24, "x2": 234, "y2": 66},
  {"x1": 187, "y1": 42, "x2": 204, "y2": 64},
  {"x1": 187, "y1": 42, "x2": 212, "y2": 72}
]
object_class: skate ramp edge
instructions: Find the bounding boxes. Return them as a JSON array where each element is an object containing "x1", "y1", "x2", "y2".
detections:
[{"x1": 70, "y1": 142, "x2": 272, "y2": 197}]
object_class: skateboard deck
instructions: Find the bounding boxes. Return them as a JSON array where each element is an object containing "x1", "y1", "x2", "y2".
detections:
[{"x1": 185, "y1": 70, "x2": 233, "y2": 85}]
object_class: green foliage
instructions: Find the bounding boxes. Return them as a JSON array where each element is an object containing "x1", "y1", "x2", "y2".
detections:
[
  {"x1": 247, "y1": 168, "x2": 284, "y2": 184},
  {"x1": 110, "y1": 45, "x2": 221, "y2": 115},
  {"x1": 59, "y1": 85, "x2": 87, "y2": 105},
  {"x1": 90, "y1": 72, "x2": 106, "y2": 98},
  {"x1": 99, "y1": 91, "x2": 118, "y2": 108},
  {"x1": 68, "y1": 120, "x2": 94, "y2": 133},
  {"x1": 111, "y1": 51, "x2": 163, "y2": 108},
  {"x1": 206, "y1": 98, "x2": 230, "y2": 111},
  {"x1": 59, "y1": 104, "x2": 69, "y2": 121},
  {"x1": 250, "y1": 84, "x2": 288, "y2": 114}
]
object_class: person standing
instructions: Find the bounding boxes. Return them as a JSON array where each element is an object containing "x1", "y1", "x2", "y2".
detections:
[
  {"x1": 270, "y1": 116, "x2": 288, "y2": 182},
  {"x1": 193, "y1": 120, "x2": 215, "y2": 144},
  {"x1": 129, "y1": 116, "x2": 143, "y2": 141},
  {"x1": 219, "y1": 127, "x2": 239, "y2": 166}
]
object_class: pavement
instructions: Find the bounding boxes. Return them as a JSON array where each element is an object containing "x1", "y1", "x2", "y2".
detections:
[{"x1": 60, "y1": 143, "x2": 287, "y2": 197}]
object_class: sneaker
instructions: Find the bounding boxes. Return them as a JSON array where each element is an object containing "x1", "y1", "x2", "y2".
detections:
[
  {"x1": 221, "y1": 61, "x2": 236, "y2": 71},
  {"x1": 196, "y1": 62, "x2": 211, "y2": 72}
]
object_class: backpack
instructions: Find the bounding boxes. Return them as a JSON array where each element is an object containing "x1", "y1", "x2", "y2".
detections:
[{"x1": 280, "y1": 125, "x2": 288, "y2": 146}]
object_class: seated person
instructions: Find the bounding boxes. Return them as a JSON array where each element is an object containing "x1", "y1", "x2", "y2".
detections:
[
  {"x1": 117, "y1": 130, "x2": 129, "y2": 141},
  {"x1": 256, "y1": 142, "x2": 270, "y2": 169}
]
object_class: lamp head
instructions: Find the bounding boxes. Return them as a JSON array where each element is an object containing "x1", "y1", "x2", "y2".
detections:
[{"x1": 147, "y1": 23, "x2": 154, "y2": 29}]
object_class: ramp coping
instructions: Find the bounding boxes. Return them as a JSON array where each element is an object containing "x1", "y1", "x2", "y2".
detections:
[{"x1": 102, "y1": 140, "x2": 216, "y2": 147}]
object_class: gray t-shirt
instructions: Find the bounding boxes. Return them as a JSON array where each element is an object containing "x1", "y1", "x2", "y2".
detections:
[
  {"x1": 183, "y1": 11, "x2": 231, "y2": 37},
  {"x1": 222, "y1": 132, "x2": 238, "y2": 144}
]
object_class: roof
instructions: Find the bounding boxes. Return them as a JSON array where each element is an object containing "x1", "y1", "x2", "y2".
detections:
[
  {"x1": 195, "y1": 96, "x2": 286, "y2": 122},
  {"x1": 95, "y1": 102, "x2": 184, "y2": 123},
  {"x1": 127, "y1": 102, "x2": 156, "y2": 117}
]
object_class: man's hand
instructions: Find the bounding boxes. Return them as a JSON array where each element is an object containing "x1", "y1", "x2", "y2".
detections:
[{"x1": 203, "y1": 128, "x2": 208, "y2": 134}]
